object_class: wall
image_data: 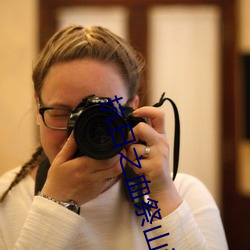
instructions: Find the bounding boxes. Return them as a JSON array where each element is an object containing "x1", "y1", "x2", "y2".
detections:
[
  {"x1": 239, "y1": 0, "x2": 250, "y2": 52},
  {"x1": 0, "y1": 0, "x2": 38, "y2": 175}
]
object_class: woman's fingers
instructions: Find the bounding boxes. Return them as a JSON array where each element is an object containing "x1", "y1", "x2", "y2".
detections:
[
  {"x1": 52, "y1": 133, "x2": 77, "y2": 166},
  {"x1": 132, "y1": 106, "x2": 166, "y2": 134}
]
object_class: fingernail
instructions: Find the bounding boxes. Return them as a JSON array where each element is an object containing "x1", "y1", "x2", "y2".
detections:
[{"x1": 132, "y1": 109, "x2": 139, "y2": 116}]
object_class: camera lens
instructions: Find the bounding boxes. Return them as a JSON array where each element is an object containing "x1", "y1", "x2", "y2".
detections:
[
  {"x1": 74, "y1": 104, "x2": 128, "y2": 159},
  {"x1": 89, "y1": 120, "x2": 110, "y2": 144}
]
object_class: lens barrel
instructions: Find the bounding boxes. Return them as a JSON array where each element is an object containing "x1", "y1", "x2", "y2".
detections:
[{"x1": 73, "y1": 104, "x2": 129, "y2": 159}]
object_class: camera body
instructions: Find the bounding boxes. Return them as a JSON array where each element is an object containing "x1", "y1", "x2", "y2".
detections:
[{"x1": 67, "y1": 95, "x2": 145, "y2": 160}]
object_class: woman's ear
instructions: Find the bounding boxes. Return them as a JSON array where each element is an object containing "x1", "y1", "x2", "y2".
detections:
[{"x1": 129, "y1": 95, "x2": 139, "y2": 109}]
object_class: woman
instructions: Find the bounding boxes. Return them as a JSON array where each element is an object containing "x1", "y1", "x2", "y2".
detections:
[{"x1": 0, "y1": 25, "x2": 228, "y2": 249}]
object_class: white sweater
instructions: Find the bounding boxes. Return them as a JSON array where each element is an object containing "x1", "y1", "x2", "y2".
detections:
[{"x1": 0, "y1": 167, "x2": 228, "y2": 250}]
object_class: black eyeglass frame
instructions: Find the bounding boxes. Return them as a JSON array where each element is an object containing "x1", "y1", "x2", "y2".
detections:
[
  {"x1": 38, "y1": 96, "x2": 133, "y2": 130},
  {"x1": 38, "y1": 106, "x2": 72, "y2": 131}
]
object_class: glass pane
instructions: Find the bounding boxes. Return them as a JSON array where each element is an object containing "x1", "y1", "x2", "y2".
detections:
[
  {"x1": 148, "y1": 6, "x2": 221, "y2": 203},
  {"x1": 56, "y1": 6, "x2": 128, "y2": 38}
]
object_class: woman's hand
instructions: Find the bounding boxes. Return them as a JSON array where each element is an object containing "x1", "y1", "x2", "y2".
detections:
[
  {"x1": 41, "y1": 133, "x2": 123, "y2": 205},
  {"x1": 126, "y1": 106, "x2": 183, "y2": 217}
]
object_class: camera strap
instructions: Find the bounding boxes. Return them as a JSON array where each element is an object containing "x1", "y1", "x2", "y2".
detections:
[
  {"x1": 152, "y1": 92, "x2": 180, "y2": 181},
  {"x1": 35, "y1": 157, "x2": 50, "y2": 195}
]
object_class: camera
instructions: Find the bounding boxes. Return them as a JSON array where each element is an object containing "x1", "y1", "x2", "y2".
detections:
[{"x1": 67, "y1": 95, "x2": 146, "y2": 160}]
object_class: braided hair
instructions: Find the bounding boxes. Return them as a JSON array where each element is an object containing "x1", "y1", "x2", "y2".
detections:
[{"x1": 0, "y1": 146, "x2": 44, "y2": 202}]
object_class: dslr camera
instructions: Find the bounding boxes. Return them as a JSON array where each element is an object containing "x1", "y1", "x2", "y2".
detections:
[{"x1": 67, "y1": 95, "x2": 145, "y2": 160}]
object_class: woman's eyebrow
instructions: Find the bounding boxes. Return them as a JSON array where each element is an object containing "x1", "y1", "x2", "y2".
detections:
[
  {"x1": 42, "y1": 102, "x2": 72, "y2": 109},
  {"x1": 39, "y1": 97, "x2": 72, "y2": 109},
  {"x1": 49, "y1": 103, "x2": 72, "y2": 108}
]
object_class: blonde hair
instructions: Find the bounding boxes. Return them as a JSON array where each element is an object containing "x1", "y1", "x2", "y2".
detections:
[
  {"x1": 1, "y1": 25, "x2": 145, "y2": 202},
  {"x1": 0, "y1": 146, "x2": 44, "y2": 202},
  {"x1": 33, "y1": 25, "x2": 145, "y2": 98}
]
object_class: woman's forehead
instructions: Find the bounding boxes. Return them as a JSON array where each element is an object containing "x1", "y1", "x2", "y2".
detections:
[{"x1": 40, "y1": 60, "x2": 128, "y2": 107}]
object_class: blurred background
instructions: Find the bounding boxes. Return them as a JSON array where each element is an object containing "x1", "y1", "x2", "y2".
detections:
[{"x1": 0, "y1": 0, "x2": 249, "y2": 249}]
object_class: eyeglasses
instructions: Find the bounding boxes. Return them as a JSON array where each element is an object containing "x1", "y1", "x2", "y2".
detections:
[
  {"x1": 39, "y1": 105, "x2": 72, "y2": 130},
  {"x1": 38, "y1": 96, "x2": 132, "y2": 130}
]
